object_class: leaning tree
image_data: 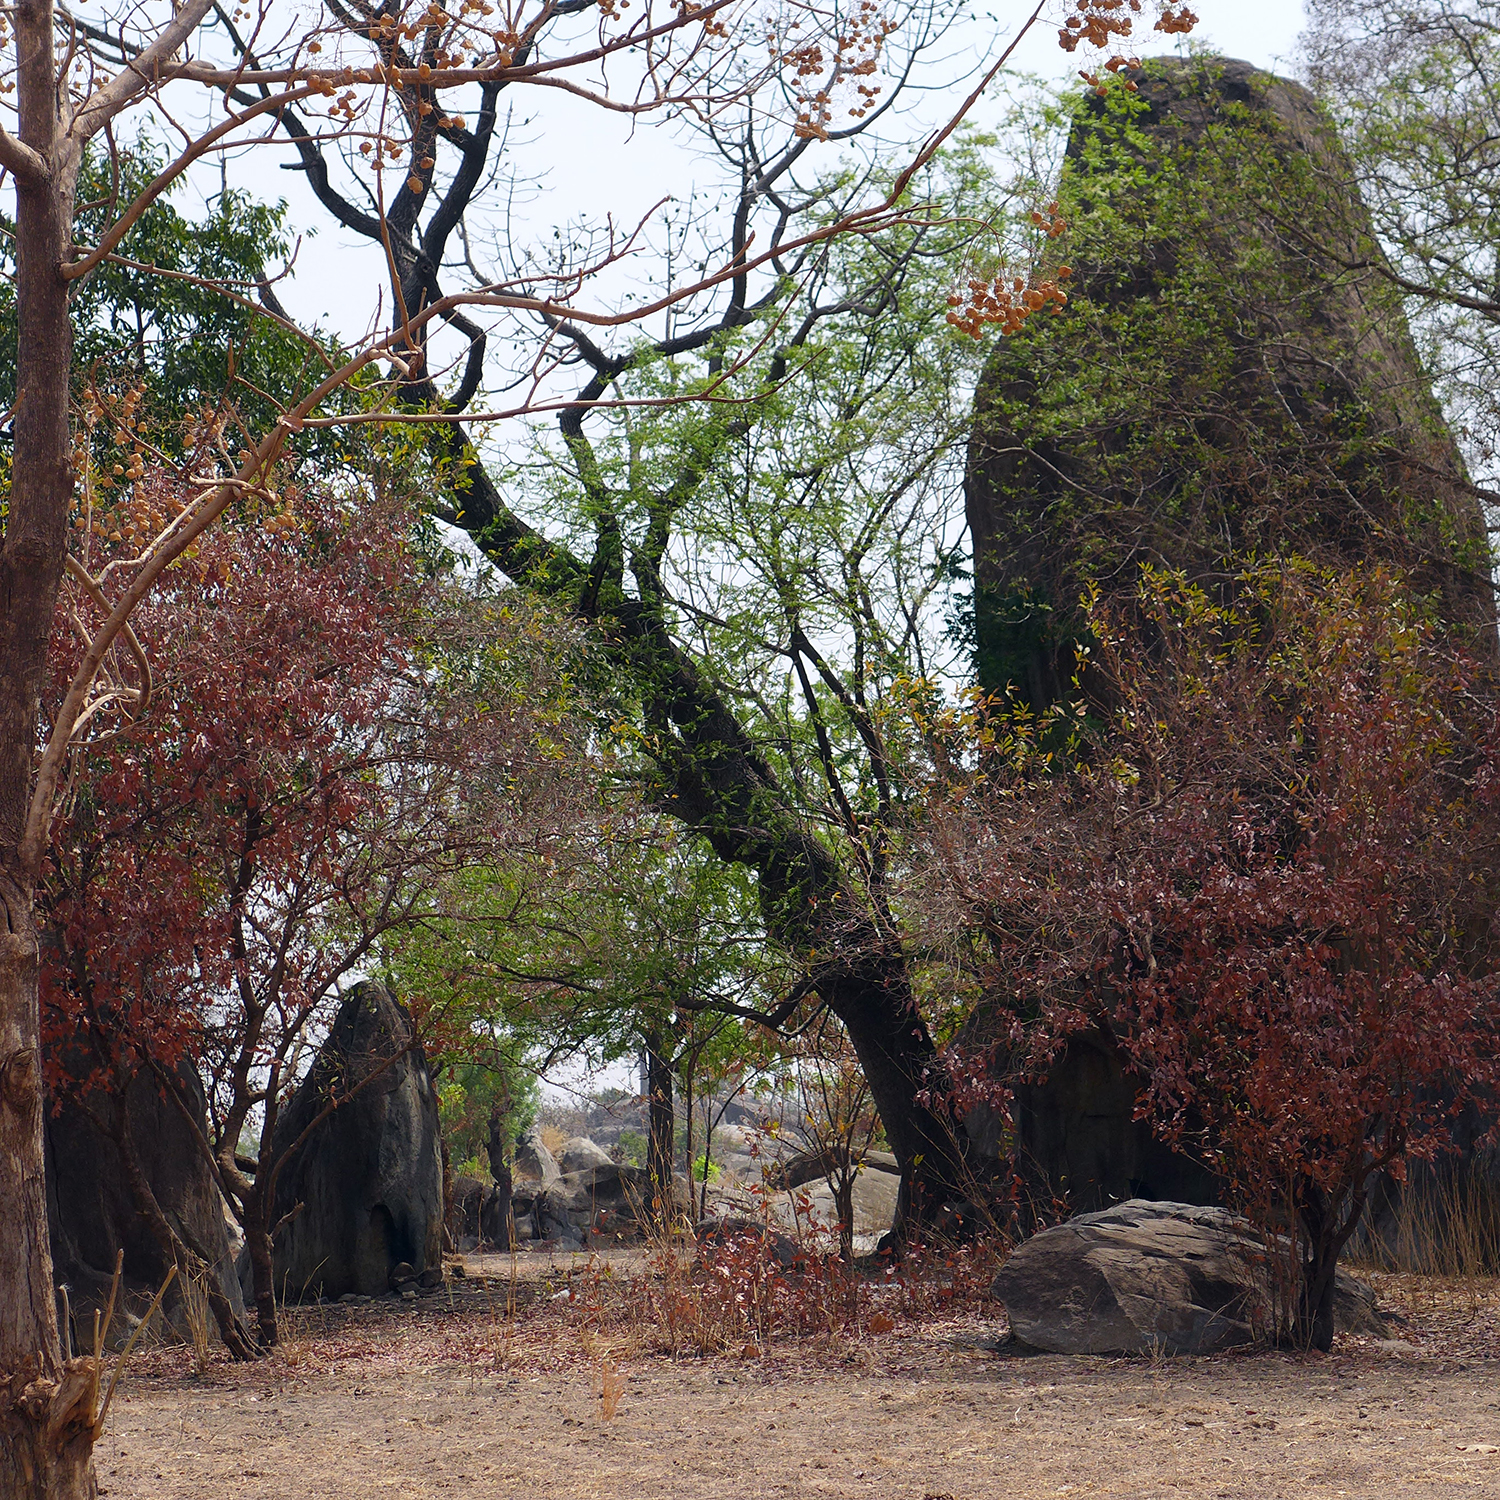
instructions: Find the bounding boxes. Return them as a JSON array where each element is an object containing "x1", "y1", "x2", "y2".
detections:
[
  {"x1": 211, "y1": 0, "x2": 1200, "y2": 1226},
  {"x1": 0, "y1": 0, "x2": 1103, "y2": 1486}
]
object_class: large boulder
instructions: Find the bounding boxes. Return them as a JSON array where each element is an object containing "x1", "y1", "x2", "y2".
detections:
[
  {"x1": 268, "y1": 982, "x2": 443, "y2": 1299},
  {"x1": 966, "y1": 55, "x2": 1495, "y2": 709},
  {"x1": 513, "y1": 1129, "x2": 561, "y2": 1188},
  {"x1": 976, "y1": 1031, "x2": 1218, "y2": 1218},
  {"x1": 991, "y1": 1200, "x2": 1385, "y2": 1355},
  {"x1": 45, "y1": 1056, "x2": 246, "y2": 1347},
  {"x1": 963, "y1": 55, "x2": 1495, "y2": 1223},
  {"x1": 559, "y1": 1136, "x2": 612, "y2": 1174}
]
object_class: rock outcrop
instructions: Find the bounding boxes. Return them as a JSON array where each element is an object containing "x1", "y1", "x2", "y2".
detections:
[
  {"x1": 991, "y1": 1201, "x2": 1386, "y2": 1355},
  {"x1": 513, "y1": 1129, "x2": 561, "y2": 1188},
  {"x1": 968, "y1": 1031, "x2": 1218, "y2": 1219},
  {"x1": 966, "y1": 55, "x2": 1494, "y2": 709},
  {"x1": 45, "y1": 1057, "x2": 246, "y2": 1347},
  {"x1": 268, "y1": 982, "x2": 444, "y2": 1299},
  {"x1": 560, "y1": 1136, "x2": 613, "y2": 1174},
  {"x1": 513, "y1": 1162, "x2": 654, "y2": 1247}
]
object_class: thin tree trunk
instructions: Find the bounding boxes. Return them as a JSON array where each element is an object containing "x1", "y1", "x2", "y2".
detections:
[
  {"x1": 643, "y1": 1029, "x2": 675, "y2": 1226},
  {"x1": 242, "y1": 1191, "x2": 279, "y2": 1348},
  {"x1": 484, "y1": 1108, "x2": 513, "y2": 1250}
]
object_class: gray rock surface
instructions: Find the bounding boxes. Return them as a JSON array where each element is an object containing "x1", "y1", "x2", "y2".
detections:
[
  {"x1": 966, "y1": 54, "x2": 1495, "y2": 714},
  {"x1": 513, "y1": 1130, "x2": 561, "y2": 1187},
  {"x1": 991, "y1": 1201, "x2": 1386, "y2": 1355},
  {"x1": 45, "y1": 1055, "x2": 246, "y2": 1347},
  {"x1": 559, "y1": 1136, "x2": 613, "y2": 1174},
  {"x1": 269, "y1": 982, "x2": 444, "y2": 1300}
]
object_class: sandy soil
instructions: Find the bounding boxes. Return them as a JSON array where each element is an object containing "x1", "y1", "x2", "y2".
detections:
[{"x1": 95, "y1": 1255, "x2": 1500, "y2": 1500}]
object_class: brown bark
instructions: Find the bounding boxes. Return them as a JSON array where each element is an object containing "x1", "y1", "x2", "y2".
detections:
[
  {"x1": 0, "y1": 0, "x2": 92, "y2": 1482},
  {"x1": 643, "y1": 1029, "x2": 675, "y2": 1226},
  {"x1": 242, "y1": 1194, "x2": 278, "y2": 1350},
  {"x1": 0, "y1": 886, "x2": 98, "y2": 1498},
  {"x1": 484, "y1": 1109, "x2": 513, "y2": 1250}
]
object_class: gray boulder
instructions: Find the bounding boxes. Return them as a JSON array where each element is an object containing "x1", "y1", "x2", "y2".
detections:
[
  {"x1": 269, "y1": 982, "x2": 443, "y2": 1299},
  {"x1": 513, "y1": 1129, "x2": 561, "y2": 1187},
  {"x1": 559, "y1": 1136, "x2": 612, "y2": 1174},
  {"x1": 992, "y1": 1200, "x2": 1385, "y2": 1355},
  {"x1": 45, "y1": 1055, "x2": 247, "y2": 1349}
]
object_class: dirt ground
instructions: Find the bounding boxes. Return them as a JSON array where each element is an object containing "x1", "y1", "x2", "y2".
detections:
[{"x1": 96, "y1": 1253, "x2": 1500, "y2": 1500}]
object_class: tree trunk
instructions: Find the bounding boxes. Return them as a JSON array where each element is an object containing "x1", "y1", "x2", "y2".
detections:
[
  {"x1": 484, "y1": 1109, "x2": 513, "y2": 1250},
  {"x1": 449, "y1": 445, "x2": 971, "y2": 1233},
  {"x1": 440, "y1": 1133, "x2": 455, "y2": 1253},
  {"x1": 818, "y1": 955, "x2": 969, "y2": 1234},
  {"x1": 242, "y1": 1192, "x2": 278, "y2": 1349},
  {"x1": 0, "y1": 16, "x2": 93, "y2": 1480},
  {"x1": 643, "y1": 1029, "x2": 675, "y2": 1226},
  {"x1": 0, "y1": 888, "x2": 98, "y2": 1499},
  {"x1": 833, "y1": 1157, "x2": 855, "y2": 1264}
]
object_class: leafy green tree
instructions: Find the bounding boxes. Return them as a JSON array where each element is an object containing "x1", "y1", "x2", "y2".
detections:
[
  {"x1": 385, "y1": 811, "x2": 785, "y2": 1217},
  {"x1": 1303, "y1": 1, "x2": 1500, "y2": 492},
  {"x1": 436, "y1": 1060, "x2": 539, "y2": 1179},
  {"x1": 427, "y1": 139, "x2": 1034, "y2": 1221},
  {"x1": 0, "y1": 145, "x2": 355, "y2": 476}
]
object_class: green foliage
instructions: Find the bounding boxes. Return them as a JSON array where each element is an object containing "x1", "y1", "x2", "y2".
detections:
[
  {"x1": 491, "y1": 136, "x2": 1022, "y2": 937},
  {"x1": 438, "y1": 1059, "x2": 539, "y2": 1179},
  {"x1": 616, "y1": 1127, "x2": 647, "y2": 1167},
  {"x1": 1304, "y1": 0, "x2": 1500, "y2": 485},
  {"x1": 0, "y1": 141, "x2": 353, "y2": 472}
]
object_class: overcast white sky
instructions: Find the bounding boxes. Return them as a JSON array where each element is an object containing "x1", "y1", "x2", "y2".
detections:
[{"x1": 207, "y1": 1, "x2": 1312, "y2": 343}]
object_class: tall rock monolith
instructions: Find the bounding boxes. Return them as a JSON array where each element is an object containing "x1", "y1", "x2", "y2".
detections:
[
  {"x1": 268, "y1": 981, "x2": 444, "y2": 1299},
  {"x1": 966, "y1": 55, "x2": 1495, "y2": 709}
]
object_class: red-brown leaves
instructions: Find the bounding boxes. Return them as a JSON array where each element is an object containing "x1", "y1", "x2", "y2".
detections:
[
  {"x1": 918, "y1": 566, "x2": 1500, "y2": 1283},
  {"x1": 39, "y1": 481, "x2": 583, "y2": 1122}
]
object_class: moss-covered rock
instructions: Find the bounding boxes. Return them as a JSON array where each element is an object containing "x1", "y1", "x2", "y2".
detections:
[{"x1": 965, "y1": 55, "x2": 1494, "y2": 704}]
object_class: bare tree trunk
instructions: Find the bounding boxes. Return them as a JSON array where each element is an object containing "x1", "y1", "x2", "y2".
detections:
[
  {"x1": 643, "y1": 1030, "x2": 675, "y2": 1227},
  {"x1": 242, "y1": 1190, "x2": 279, "y2": 1349},
  {"x1": 832, "y1": 1156, "x2": 855, "y2": 1264},
  {"x1": 0, "y1": 0, "x2": 93, "y2": 1476},
  {"x1": 484, "y1": 1109, "x2": 513, "y2": 1249},
  {"x1": 0, "y1": 887, "x2": 98, "y2": 1499}
]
